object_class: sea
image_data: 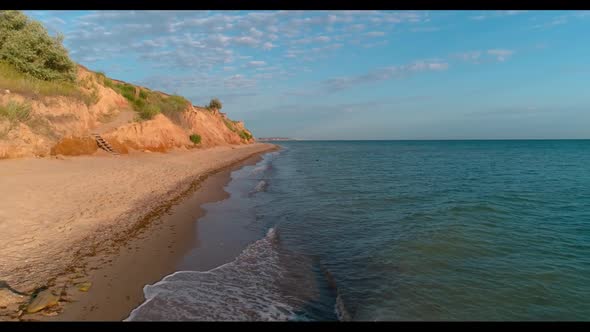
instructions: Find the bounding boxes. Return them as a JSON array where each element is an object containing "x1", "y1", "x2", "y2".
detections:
[{"x1": 126, "y1": 140, "x2": 590, "y2": 321}]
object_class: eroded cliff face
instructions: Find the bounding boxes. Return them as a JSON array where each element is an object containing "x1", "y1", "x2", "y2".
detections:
[{"x1": 0, "y1": 66, "x2": 255, "y2": 159}]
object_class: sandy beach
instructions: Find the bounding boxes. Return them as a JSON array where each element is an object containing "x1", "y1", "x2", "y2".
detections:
[{"x1": 0, "y1": 143, "x2": 276, "y2": 321}]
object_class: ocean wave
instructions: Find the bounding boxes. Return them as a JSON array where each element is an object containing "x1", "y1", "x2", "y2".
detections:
[
  {"x1": 126, "y1": 228, "x2": 301, "y2": 321},
  {"x1": 251, "y1": 164, "x2": 271, "y2": 174},
  {"x1": 319, "y1": 264, "x2": 352, "y2": 321},
  {"x1": 335, "y1": 293, "x2": 352, "y2": 321},
  {"x1": 251, "y1": 180, "x2": 269, "y2": 194}
]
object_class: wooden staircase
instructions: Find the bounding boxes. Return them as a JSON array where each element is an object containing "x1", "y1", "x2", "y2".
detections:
[{"x1": 92, "y1": 133, "x2": 119, "y2": 155}]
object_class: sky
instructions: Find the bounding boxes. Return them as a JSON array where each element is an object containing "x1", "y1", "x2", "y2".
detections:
[{"x1": 25, "y1": 10, "x2": 590, "y2": 139}]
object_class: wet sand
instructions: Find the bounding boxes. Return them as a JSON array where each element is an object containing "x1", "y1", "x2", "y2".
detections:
[{"x1": 0, "y1": 143, "x2": 277, "y2": 321}]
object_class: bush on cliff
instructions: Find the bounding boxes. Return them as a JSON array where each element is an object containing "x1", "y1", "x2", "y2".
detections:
[
  {"x1": 208, "y1": 98, "x2": 222, "y2": 110},
  {"x1": 0, "y1": 10, "x2": 76, "y2": 82},
  {"x1": 239, "y1": 130, "x2": 253, "y2": 141},
  {"x1": 101, "y1": 79, "x2": 191, "y2": 121},
  {"x1": 189, "y1": 134, "x2": 202, "y2": 144},
  {"x1": 0, "y1": 11, "x2": 95, "y2": 104},
  {"x1": 0, "y1": 101, "x2": 31, "y2": 124}
]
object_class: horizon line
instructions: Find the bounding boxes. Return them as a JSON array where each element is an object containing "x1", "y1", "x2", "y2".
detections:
[{"x1": 257, "y1": 138, "x2": 590, "y2": 141}]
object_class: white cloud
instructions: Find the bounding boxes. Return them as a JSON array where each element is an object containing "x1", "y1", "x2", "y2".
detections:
[
  {"x1": 487, "y1": 49, "x2": 514, "y2": 62},
  {"x1": 410, "y1": 27, "x2": 440, "y2": 32},
  {"x1": 233, "y1": 36, "x2": 260, "y2": 47},
  {"x1": 503, "y1": 10, "x2": 528, "y2": 16},
  {"x1": 469, "y1": 10, "x2": 529, "y2": 21},
  {"x1": 262, "y1": 42, "x2": 277, "y2": 50},
  {"x1": 454, "y1": 49, "x2": 514, "y2": 63},
  {"x1": 365, "y1": 31, "x2": 385, "y2": 37},
  {"x1": 345, "y1": 24, "x2": 366, "y2": 32},
  {"x1": 248, "y1": 27, "x2": 264, "y2": 38},
  {"x1": 224, "y1": 74, "x2": 256, "y2": 88},
  {"x1": 454, "y1": 51, "x2": 482, "y2": 63},
  {"x1": 248, "y1": 61, "x2": 267, "y2": 67},
  {"x1": 38, "y1": 10, "x2": 447, "y2": 103},
  {"x1": 320, "y1": 60, "x2": 449, "y2": 92}
]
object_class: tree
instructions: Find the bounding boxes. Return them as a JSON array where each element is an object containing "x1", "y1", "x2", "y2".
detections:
[
  {"x1": 208, "y1": 98, "x2": 222, "y2": 110},
  {"x1": 0, "y1": 10, "x2": 76, "y2": 82}
]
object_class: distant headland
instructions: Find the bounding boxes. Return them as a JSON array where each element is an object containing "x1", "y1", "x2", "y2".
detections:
[{"x1": 257, "y1": 137, "x2": 298, "y2": 141}]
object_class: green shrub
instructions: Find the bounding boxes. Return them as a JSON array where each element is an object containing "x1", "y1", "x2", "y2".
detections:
[
  {"x1": 117, "y1": 83, "x2": 137, "y2": 101},
  {"x1": 0, "y1": 101, "x2": 31, "y2": 123},
  {"x1": 223, "y1": 118, "x2": 236, "y2": 132},
  {"x1": 137, "y1": 104, "x2": 160, "y2": 120},
  {"x1": 0, "y1": 10, "x2": 76, "y2": 82},
  {"x1": 102, "y1": 79, "x2": 191, "y2": 121},
  {"x1": 160, "y1": 95, "x2": 190, "y2": 115},
  {"x1": 239, "y1": 130, "x2": 253, "y2": 140},
  {"x1": 103, "y1": 77, "x2": 115, "y2": 89},
  {"x1": 208, "y1": 98, "x2": 222, "y2": 110},
  {"x1": 189, "y1": 134, "x2": 202, "y2": 144}
]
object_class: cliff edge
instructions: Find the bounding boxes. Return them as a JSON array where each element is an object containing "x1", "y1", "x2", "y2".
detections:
[{"x1": 0, "y1": 11, "x2": 255, "y2": 160}]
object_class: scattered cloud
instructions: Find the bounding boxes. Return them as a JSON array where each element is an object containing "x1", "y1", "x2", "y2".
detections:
[
  {"x1": 487, "y1": 49, "x2": 514, "y2": 62},
  {"x1": 469, "y1": 10, "x2": 529, "y2": 21},
  {"x1": 365, "y1": 31, "x2": 386, "y2": 37},
  {"x1": 320, "y1": 60, "x2": 449, "y2": 92},
  {"x1": 410, "y1": 27, "x2": 441, "y2": 32},
  {"x1": 247, "y1": 60, "x2": 267, "y2": 68},
  {"x1": 34, "y1": 9, "x2": 432, "y2": 101},
  {"x1": 224, "y1": 74, "x2": 257, "y2": 89},
  {"x1": 532, "y1": 11, "x2": 590, "y2": 29},
  {"x1": 454, "y1": 49, "x2": 515, "y2": 63},
  {"x1": 454, "y1": 51, "x2": 482, "y2": 63}
]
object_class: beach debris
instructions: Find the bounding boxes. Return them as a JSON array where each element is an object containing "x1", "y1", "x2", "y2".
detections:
[
  {"x1": 0, "y1": 288, "x2": 26, "y2": 319},
  {"x1": 26, "y1": 289, "x2": 59, "y2": 313},
  {"x1": 0, "y1": 280, "x2": 28, "y2": 296},
  {"x1": 0, "y1": 289, "x2": 25, "y2": 306},
  {"x1": 76, "y1": 282, "x2": 92, "y2": 292}
]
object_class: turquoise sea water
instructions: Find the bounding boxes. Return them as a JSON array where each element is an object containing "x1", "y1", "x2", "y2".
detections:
[{"x1": 129, "y1": 140, "x2": 590, "y2": 321}]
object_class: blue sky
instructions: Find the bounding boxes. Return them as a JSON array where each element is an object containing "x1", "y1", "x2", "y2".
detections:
[{"x1": 26, "y1": 10, "x2": 590, "y2": 139}]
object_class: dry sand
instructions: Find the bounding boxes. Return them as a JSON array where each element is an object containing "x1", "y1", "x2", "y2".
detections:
[{"x1": 0, "y1": 143, "x2": 276, "y2": 320}]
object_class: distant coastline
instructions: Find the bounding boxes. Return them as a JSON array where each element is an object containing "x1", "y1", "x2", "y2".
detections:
[{"x1": 257, "y1": 137, "x2": 298, "y2": 141}]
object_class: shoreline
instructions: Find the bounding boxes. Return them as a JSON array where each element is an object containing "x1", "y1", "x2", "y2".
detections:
[{"x1": 0, "y1": 143, "x2": 277, "y2": 321}]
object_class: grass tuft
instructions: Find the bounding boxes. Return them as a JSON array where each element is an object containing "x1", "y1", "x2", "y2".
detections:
[
  {"x1": 189, "y1": 134, "x2": 202, "y2": 144},
  {"x1": 0, "y1": 61, "x2": 97, "y2": 104},
  {"x1": 0, "y1": 101, "x2": 31, "y2": 123}
]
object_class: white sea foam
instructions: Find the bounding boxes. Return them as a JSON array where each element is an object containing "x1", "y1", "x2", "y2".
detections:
[
  {"x1": 126, "y1": 228, "x2": 298, "y2": 321},
  {"x1": 335, "y1": 293, "x2": 352, "y2": 321},
  {"x1": 253, "y1": 180, "x2": 268, "y2": 193}
]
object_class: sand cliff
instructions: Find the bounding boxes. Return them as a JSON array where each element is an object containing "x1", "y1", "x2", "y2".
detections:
[{"x1": 0, "y1": 66, "x2": 255, "y2": 159}]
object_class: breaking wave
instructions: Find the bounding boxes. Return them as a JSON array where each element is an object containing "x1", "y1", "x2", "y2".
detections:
[{"x1": 126, "y1": 228, "x2": 311, "y2": 321}]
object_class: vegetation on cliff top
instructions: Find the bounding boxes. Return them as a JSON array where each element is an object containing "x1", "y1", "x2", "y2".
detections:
[
  {"x1": 0, "y1": 10, "x2": 253, "y2": 146},
  {"x1": 207, "y1": 98, "x2": 223, "y2": 111},
  {"x1": 98, "y1": 74, "x2": 191, "y2": 121},
  {"x1": 0, "y1": 10, "x2": 76, "y2": 82},
  {"x1": 222, "y1": 117, "x2": 253, "y2": 142},
  {"x1": 0, "y1": 11, "x2": 97, "y2": 107}
]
